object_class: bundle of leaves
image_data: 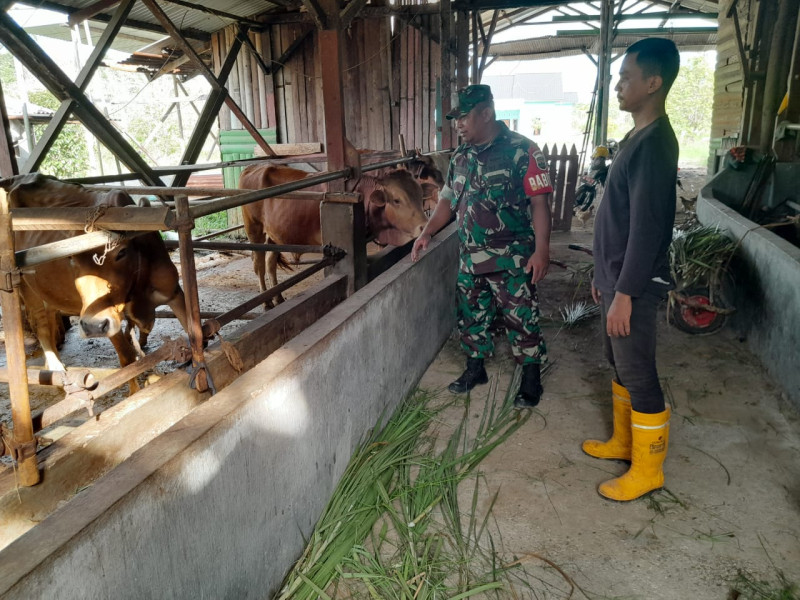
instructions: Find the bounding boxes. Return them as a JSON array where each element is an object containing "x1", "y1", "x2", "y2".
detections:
[
  {"x1": 275, "y1": 381, "x2": 571, "y2": 599},
  {"x1": 670, "y1": 225, "x2": 737, "y2": 290},
  {"x1": 559, "y1": 301, "x2": 601, "y2": 328}
]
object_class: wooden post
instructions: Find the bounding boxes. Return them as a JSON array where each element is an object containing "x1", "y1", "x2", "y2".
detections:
[
  {"x1": 317, "y1": 1, "x2": 366, "y2": 294},
  {"x1": 455, "y1": 10, "x2": 469, "y2": 90},
  {"x1": 439, "y1": 0, "x2": 455, "y2": 150},
  {"x1": 174, "y1": 195, "x2": 209, "y2": 393},
  {"x1": 0, "y1": 189, "x2": 39, "y2": 485},
  {"x1": 594, "y1": 0, "x2": 614, "y2": 147},
  {"x1": 321, "y1": 199, "x2": 366, "y2": 294}
]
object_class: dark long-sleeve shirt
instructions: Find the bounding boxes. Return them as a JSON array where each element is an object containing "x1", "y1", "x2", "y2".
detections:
[{"x1": 593, "y1": 116, "x2": 679, "y2": 297}]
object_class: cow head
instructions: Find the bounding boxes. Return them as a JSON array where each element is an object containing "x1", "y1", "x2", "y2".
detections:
[
  {"x1": 367, "y1": 169, "x2": 438, "y2": 247},
  {"x1": 405, "y1": 152, "x2": 447, "y2": 214},
  {"x1": 70, "y1": 239, "x2": 136, "y2": 338},
  {"x1": 69, "y1": 192, "x2": 150, "y2": 339}
]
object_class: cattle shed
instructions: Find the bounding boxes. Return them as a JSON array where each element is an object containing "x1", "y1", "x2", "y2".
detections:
[{"x1": 1, "y1": 0, "x2": 800, "y2": 597}]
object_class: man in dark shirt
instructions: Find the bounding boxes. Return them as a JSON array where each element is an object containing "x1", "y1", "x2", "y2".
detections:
[{"x1": 583, "y1": 38, "x2": 680, "y2": 501}]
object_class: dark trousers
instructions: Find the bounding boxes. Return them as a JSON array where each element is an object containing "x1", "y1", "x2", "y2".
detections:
[{"x1": 600, "y1": 291, "x2": 665, "y2": 413}]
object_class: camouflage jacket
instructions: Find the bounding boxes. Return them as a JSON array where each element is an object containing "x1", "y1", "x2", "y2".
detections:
[{"x1": 440, "y1": 122, "x2": 553, "y2": 274}]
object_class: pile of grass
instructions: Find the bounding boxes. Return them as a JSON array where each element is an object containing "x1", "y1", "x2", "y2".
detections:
[
  {"x1": 670, "y1": 225, "x2": 737, "y2": 290},
  {"x1": 275, "y1": 383, "x2": 566, "y2": 599}
]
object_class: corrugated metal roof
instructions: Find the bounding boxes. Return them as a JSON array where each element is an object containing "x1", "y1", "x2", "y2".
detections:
[
  {"x1": 2, "y1": 97, "x2": 55, "y2": 120},
  {"x1": 488, "y1": 31, "x2": 718, "y2": 61},
  {"x1": 32, "y1": 0, "x2": 276, "y2": 37},
  {"x1": 24, "y1": 22, "x2": 168, "y2": 54}
]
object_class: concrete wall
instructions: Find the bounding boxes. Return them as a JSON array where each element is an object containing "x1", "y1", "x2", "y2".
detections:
[
  {"x1": 0, "y1": 225, "x2": 458, "y2": 600},
  {"x1": 697, "y1": 196, "x2": 800, "y2": 409}
]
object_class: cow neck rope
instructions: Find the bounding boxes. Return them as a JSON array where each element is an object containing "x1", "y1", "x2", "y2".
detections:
[{"x1": 84, "y1": 204, "x2": 123, "y2": 266}]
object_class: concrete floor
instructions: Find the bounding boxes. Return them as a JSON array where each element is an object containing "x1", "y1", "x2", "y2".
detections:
[{"x1": 417, "y1": 229, "x2": 800, "y2": 599}]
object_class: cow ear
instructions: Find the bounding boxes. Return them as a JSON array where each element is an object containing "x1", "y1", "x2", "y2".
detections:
[
  {"x1": 136, "y1": 196, "x2": 152, "y2": 208},
  {"x1": 421, "y1": 182, "x2": 439, "y2": 199},
  {"x1": 369, "y1": 189, "x2": 387, "y2": 206}
]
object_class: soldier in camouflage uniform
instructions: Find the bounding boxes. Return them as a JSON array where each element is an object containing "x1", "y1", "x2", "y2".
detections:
[{"x1": 412, "y1": 84, "x2": 553, "y2": 407}]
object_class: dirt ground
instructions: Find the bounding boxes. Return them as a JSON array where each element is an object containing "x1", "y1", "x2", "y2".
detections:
[{"x1": 416, "y1": 168, "x2": 800, "y2": 599}]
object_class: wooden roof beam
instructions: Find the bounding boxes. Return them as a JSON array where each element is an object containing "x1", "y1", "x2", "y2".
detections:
[
  {"x1": 339, "y1": 0, "x2": 369, "y2": 29},
  {"x1": 0, "y1": 9, "x2": 164, "y2": 185},
  {"x1": 140, "y1": 0, "x2": 277, "y2": 170},
  {"x1": 300, "y1": 0, "x2": 330, "y2": 29},
  {"x1": 68, "y1": 0, "x2": 121, "y2": 26}
]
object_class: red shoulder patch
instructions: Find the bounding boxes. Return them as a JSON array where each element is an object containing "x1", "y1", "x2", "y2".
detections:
[{"x1": 523, "y1": 148, "x2": 553, "y2": 197}]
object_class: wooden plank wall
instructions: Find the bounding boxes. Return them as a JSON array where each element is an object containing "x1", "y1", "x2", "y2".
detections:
[
  {"x1": 394, "y1": 17, "x2": 441, "y2": 152},
  {"x1": 212, "y1": 27, "x2": 278, "y2": 133},
  {"x1": 710, "y1": 0, "x2": 745, "y2": 144},
  {"x1": 211, "y1": 17, "x2": 442, "y2": 154}
]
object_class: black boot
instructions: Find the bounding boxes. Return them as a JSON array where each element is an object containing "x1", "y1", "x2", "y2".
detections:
[
  {"x1": 514, "y1": 363, "x2": 543, "y2": 408},
  {"x1": 448, "y1": 357, "x2": 489, "y2": 394}
]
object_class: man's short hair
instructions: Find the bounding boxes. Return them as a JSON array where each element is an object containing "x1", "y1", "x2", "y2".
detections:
[{"x1": 626, "y1": 38, "x2": 680, "y2": 93}]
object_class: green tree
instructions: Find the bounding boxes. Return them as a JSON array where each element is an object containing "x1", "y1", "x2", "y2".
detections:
[
  {"x1": 28, "y1": 90, "x2": 90, "y2": 178},
  {"x1": 0, "y1": 51, "x2": 15, "y2": 89},
  {"x1": 666, "y1": 56, "x2": 714, "y2": 142}
]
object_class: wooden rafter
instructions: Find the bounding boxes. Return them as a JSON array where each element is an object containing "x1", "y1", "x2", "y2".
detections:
[
  {"x1": 0, "y1": 10, "x2": 164, "y2": 185},
  {"x1": 339, "y1": 0, "x2": 369, "y2": 29},
  {"x1": 141, "y1": 0, "x2": 276, "y2": 159},
  {"x1": 24, "y1": 0, "x2": 136, "y2": 174},
  {"x1": 68, "y1": 0, "x2": 121, "y2": 26},
  {"x1": 301, "y1": 0, "x2": 330, "y2": 29},
  {"x1": 479, "y1": 10, "x2": 499, "y2": 79}
]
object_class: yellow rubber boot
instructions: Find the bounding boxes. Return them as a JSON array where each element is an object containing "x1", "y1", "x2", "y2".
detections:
[
  {"x1": 598, "y1": 408, "x2": 670, "y2": 502},
  {"x1": 582, "y1": 381, "x2": 632, "y2": 460}
]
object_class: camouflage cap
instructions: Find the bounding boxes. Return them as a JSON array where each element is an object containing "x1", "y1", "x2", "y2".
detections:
[{"x1": 446, "y1": 84, "x2": 493, "y2": 120}]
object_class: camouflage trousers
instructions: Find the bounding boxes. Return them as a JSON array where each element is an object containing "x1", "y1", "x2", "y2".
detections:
[{"x1": 456, "y1": 268, "x2": 547, "y2": 365}]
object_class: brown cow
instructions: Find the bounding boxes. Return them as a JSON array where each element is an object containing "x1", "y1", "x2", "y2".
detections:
[
  {"x1": 1, "y1": 173, "x2": 189, "y2": 379},
  {"x1": 239, "y1": 164, "x2": 439, "y2": 306}
]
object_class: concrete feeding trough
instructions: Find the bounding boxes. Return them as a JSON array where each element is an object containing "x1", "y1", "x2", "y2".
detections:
[{"x1": 697, "y1": 166, "x2": 800, "y2": 410}]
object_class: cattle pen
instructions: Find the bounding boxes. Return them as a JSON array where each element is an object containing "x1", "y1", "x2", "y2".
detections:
[
  {"x1": 0, "y1": 180, "x2": 460, "y2": 600},
  {"x1": 0, "y1": 0, "x2": 601, "y2": 592}
]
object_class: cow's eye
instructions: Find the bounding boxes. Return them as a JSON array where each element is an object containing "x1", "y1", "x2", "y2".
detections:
[{"x1": 115, "y1": 248, "x2": 128, "y2": 261}]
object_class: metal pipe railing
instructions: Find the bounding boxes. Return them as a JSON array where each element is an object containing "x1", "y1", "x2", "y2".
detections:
[
  {"x1": 163, "y1": 240, "x2": 325, "y2": 254},
  {"x1": 189, "y1": 167, "x2": 351, "y2": 219},
  {"x1": 201, "y1": 248, "x2": 343, "y2": 338}
]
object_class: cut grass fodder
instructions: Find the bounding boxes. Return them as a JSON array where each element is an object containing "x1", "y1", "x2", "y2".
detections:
[{"x1": 276, "y1": 386, "x2": 575, "y2": 599}]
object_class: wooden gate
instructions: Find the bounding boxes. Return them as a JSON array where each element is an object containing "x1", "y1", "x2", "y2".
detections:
[{"x1": 543, "y1": 144, "x2": 579, "y2": 232}]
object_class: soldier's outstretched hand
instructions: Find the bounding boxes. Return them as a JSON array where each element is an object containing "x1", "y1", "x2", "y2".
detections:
[
  {"x1": 524, "y1": 251, "x2": 549, "y2": 284},
  {"x1": 411, "y1": 233, "x2": 432, "y2": 262}
]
